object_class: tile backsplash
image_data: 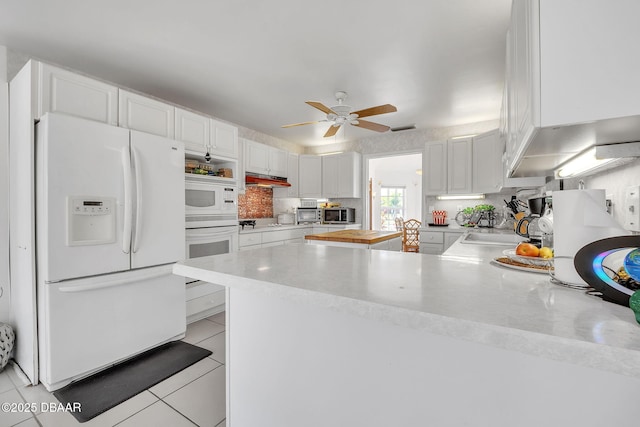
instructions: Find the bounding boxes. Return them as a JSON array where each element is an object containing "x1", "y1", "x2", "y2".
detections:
[{"x1": 238, "y1": 187, "x2": 273, "y2": 219}]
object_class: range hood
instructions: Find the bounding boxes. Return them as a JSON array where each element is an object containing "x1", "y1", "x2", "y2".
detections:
[
  {"x1": 511, "y1": 115, "x2": 640, "y2": 178},
  {"x1": 245, "y1": 173, "x2": 291, "y2": 187}
]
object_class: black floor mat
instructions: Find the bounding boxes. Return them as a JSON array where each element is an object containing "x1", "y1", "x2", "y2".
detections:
[{"x1": 53, "y1": 341, "x2": 212, "y2": 423}]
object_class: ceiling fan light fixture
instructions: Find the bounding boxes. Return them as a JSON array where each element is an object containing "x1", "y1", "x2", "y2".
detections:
[{"x1": 283, "y1": 91, "x2": 397, "y2": 137}]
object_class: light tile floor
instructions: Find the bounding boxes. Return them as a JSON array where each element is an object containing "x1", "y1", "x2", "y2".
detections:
[{"x1": 0, "y1": 312, "x2": 226, "y2": 427}]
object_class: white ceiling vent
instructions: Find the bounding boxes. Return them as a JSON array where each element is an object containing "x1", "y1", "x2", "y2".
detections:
[{"x1": 390, "y1": 124, "x2": 416, "y2": 132}]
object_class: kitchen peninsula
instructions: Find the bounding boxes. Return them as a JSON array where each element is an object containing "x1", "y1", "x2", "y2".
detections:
[
  {"x1": 304, "y1": 229, "x2": 402, "y2": 250},
  {"x1": 173, "y1": 236, "x2": 640, "y2": 426}
]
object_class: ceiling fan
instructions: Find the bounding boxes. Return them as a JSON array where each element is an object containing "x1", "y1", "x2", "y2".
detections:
[{"x1": 282, "y1": 91, "x2": 397, "y2": 138}]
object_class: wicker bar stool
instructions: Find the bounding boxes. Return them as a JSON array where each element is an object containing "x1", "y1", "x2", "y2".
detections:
[{"x1": 402, "y1": 219, "x2": 421, "y2": 252}]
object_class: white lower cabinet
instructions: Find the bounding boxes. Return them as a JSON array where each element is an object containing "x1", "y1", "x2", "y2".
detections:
[
  {"x1": 239, "y1": 227, "x2": 313, "y2": 251},
  {"x1": 186, "y1": 281, "x2": 225, "y2": 324},
  {"x1": 419, "y1": 230, "x2": 464, "y2": 255},
  {"x1": 238, "y1": 225, "x2": 361, "y2": 251}
]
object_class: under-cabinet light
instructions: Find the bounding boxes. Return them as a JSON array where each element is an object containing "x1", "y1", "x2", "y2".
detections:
[
  {"x1": 436, "y1": 194, "x2": 485, "y2": 200},
  {"x1": 555, "y1": 147, "x2": 617, "y2": 178}
]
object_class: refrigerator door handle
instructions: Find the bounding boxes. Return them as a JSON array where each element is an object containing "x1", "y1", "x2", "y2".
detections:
[
  {"x1": 122, "y1": 146, "x2": 132, "y2": 254},
  {"x1": 132, "y1": 146, "x2": 142, "y2": 254},
  {"x1": 57, "y1": 270, "x2": 170, "y2": 293}
]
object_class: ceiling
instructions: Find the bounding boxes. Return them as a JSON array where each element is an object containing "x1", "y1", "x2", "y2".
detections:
[{"x1": 0, "y1": 0, "x2": 512, "y2": 147}]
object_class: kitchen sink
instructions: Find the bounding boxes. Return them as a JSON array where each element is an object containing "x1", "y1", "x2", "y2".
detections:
[{"x1": 460, "y1": 232, "x2": 525, "y2": 245}]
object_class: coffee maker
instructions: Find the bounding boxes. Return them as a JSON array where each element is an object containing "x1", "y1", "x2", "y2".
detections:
[{"x1": 516, "y1": 197, "x2": 552, "y2": 247}]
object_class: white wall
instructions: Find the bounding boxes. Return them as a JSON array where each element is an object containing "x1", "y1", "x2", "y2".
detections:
[
  {"x1": 0, "y1": 45, "x2": 9, "y2": 322},
  {"x1": 369, "y1": 154, "x2": 422, "y2": 230},
  {"x1": 545, "y1": 158, "x2": 640, "y2": 229}
]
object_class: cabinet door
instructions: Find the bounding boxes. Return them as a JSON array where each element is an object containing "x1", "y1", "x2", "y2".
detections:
[
  {"x1": 268, "y1": 147, "x2": 288, "y2": 177},
  {"x1": 299, "y1": 155, "x2": 322, "y2": 198},
  {"x1": 211, "y1": 119, "x2": 238, "y2": 159},
  {"x1": 443, "y1": 232, "x2": 462, "y2": 252},
  {"x1": 274, "y1": 153, "x2": 299, "y2": 197},
  {"x1": 238, "y1": 139, "x2": 247, "y2": 192},
  {"x1": 447, "y1": 138, "x2": 472, "y2": 194},
  {"x1": 424, "y1": 141, "x2": 447, "y2": 195},
  {"x1": 118, "y1": 89, "x2": 175, "y2": 138},
  {"x1": 38, "y1": 62, "x2": 118, "y2": 125},
  {"x1": 244, "y1": 140, "x2": 270, "y2": 175},
  {"x1": 322, "y1": 155, "x2": 339, "y2": 198},
  {"x1": 508, "y1": 0, "x2": 538, "y2": 174},
  {"x1": 472, "y1": 130, "x2": 503, "y2": 193},
  {"x1": 176, "y1": 108, "x2": 210, "y2": 153},
  {"x1": 337, "y1": 152, "x2": 361, "y2": 198}
]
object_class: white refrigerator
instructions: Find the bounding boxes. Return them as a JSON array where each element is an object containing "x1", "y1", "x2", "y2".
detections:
[{"x1": 35, "y1": 113, "x2": 186, "y2": 391}]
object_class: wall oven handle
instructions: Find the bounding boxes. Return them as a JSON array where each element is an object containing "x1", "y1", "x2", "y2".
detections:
[
  {"x1": 121, "y1": 146, "x2": 132, "y2": 254},
  {"x1": 132, "y1": 146, "x2": 142, "y2": 254}
]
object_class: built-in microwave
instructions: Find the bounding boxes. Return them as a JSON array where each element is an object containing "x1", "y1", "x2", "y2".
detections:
[
  {"x1": 296, "y1": 207, "x2": 322, "y2": 224},
  {"x1": 185, "y1": 176, "x2": 238, "y2": 228},
  {"x1": 323, "y1": 207, "x2": 355, "y2": 224}
]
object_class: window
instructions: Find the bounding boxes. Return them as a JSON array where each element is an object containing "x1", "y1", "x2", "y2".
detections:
[{"x1": 380, "y1": 186, "x2": 405, "y2": 230}]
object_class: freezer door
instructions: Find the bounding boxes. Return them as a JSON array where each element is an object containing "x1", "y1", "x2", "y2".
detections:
[
  {"x1": 130, "y1": 130, "x2": 185, "y2": 269},
  {"x1": 36, "y1": 113, "x2": 131, "y2": 282},
  {"x1": 38, "y1": 265, "x2": 186, "y2": 390}
]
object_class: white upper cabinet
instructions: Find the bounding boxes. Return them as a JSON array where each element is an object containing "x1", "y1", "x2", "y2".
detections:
[
  {"x1": 245, "y1": 140, "x2": 270, "y2": 175},
  {"x1": 38, "y1": 62, "x2": 118, "y2": 125},
  {"x1": 174, "y1": 111, "x2": 238, "y2": 159},
  {"x1": 424, "y1": 141, "x2": 447, "y2": 195},
  {"x1": 504, "y1": 0, "x2": 640, "y2": 176},
  {"x1": 298, "y1": 155, "x2": 322, "y2": 199},
  {"x1": 268, "y1": 146, "x2": 287, "y2": 177},
  {"x1": 426, "y1": 134, "x2": 505, "y2": 196},
  {"x1": 321, "y1": 155, "x2": 339, "y2": 198},
  {"x1": 210, "y1": 119, "x2": 238, "y2": 159},
  {"x1": 322, "y1": 152, "x2": 361, "y2": 198},
  {"x1": 245, "y1": 140, "x2": 286, "y2": 177},
  {"x1": 118, "y1": 89, "x2": 175, "y2": 138},
  {"x1": 472, "y1": 130, "x2": 504, "y2": 194},
  {"x1": 273, "y1": 153, "x2": 299, "y2": 198},
  {"x1": 447, "y1": 137, "x2": 473, "y2": 194},
  {"x1": 175, "y1": 108, "x2": 210, "y2": 152}
]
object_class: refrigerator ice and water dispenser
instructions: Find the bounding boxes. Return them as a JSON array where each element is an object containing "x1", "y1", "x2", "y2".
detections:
[{"x1": 67, "y1": 196, "x2": 116, "y2": 246}]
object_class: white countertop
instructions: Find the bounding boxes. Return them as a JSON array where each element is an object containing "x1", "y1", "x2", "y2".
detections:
[{"x1": 174, "y1": 233, "x2": 640, "y2": 378}]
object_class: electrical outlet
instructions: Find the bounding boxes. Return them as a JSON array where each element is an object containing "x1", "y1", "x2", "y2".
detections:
[
  {"x1": 457, "y1": 205, "x2": 463, "y2": 212},
  {"x1": 624, "y1": 186, "x2": 640, "y2": 231}
]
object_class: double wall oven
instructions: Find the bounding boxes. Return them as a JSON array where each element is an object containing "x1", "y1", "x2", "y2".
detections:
[{"x1": 184, "y1": 174, "x2": 239, "y2": 321}]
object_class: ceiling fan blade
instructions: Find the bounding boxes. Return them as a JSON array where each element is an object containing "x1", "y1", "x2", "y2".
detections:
[
  {"x1": 306, "y1": 101, "x2": 336, "y2": 115},
  {"x1": 281, "y1": 120, "x2": 320, "y2": 128},
  {"x1": 352, "y1": 104, "x2": 397, "y2": 118},
  {"x1": 324, "y1": 125, "x2": 341, "y2": 138},
  {"x1": 352, "y1": 119, "x2": 390, "y2": 133}
]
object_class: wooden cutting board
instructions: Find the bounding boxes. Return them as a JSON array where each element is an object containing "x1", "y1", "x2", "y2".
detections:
[{"x1": 304, "y1": 229, "x2": 402, "y2": 245}]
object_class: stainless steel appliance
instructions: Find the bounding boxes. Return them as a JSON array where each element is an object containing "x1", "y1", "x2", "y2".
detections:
[
  {"x1": 323, "y1": 207, "x2": 355, "y2": 224},
  {"x1": 185, "y1": 176, "x2": 238, "y2": 228},
  {"x1": 297, "y1": 208, "x2": 322, "y2": 224},
  {"x1": 515, "y1": 197, "x2": 548, "y2": 246}
]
